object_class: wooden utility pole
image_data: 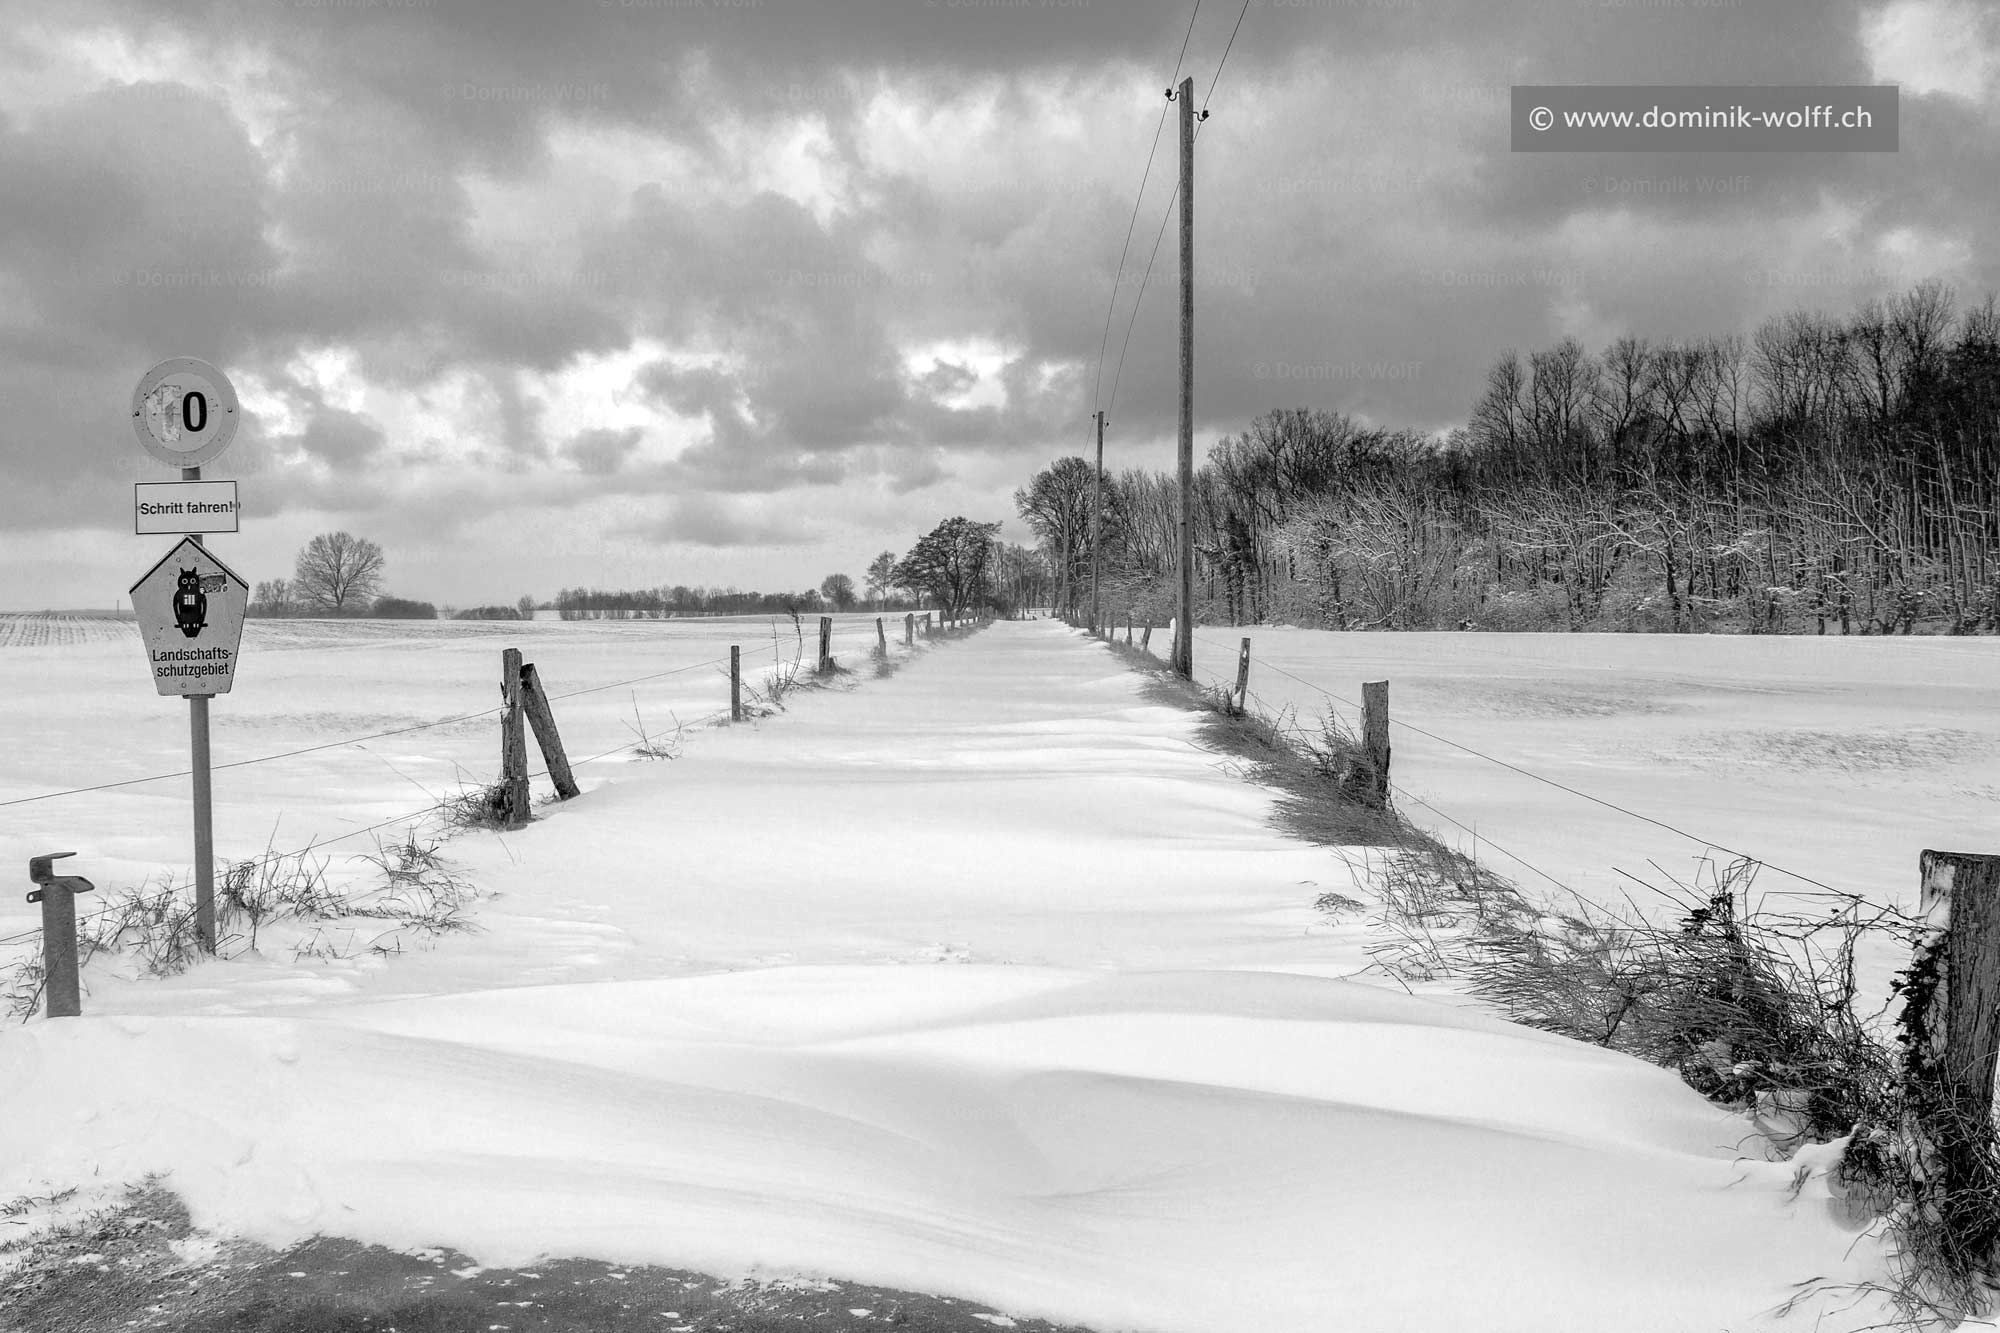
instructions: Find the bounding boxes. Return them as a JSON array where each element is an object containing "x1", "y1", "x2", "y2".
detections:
[
  {"x1": 1172, "y1": 74, "x2": 1196, "y2": 680},
  {"x1": 1091, "y1": 409, "x2": 1105, "y2": 638}
]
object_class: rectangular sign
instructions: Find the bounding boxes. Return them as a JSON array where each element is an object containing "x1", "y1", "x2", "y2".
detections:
[{"x1": 135, "y1": 480, "x2": 240, "y2": 535}]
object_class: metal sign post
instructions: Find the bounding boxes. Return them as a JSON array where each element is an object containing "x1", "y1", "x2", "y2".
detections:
[{"x1": 131, "y1": 358, "x2": 243, "y2": 953}]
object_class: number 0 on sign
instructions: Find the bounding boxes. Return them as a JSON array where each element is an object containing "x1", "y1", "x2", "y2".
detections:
[{"x1": 131, "y1": 358, "x2": 239, "y2": 468}]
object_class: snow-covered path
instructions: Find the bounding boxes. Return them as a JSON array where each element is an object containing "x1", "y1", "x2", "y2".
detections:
[{"x1": 2, "y1": 620, "x2": 1890, "y2": 1332}]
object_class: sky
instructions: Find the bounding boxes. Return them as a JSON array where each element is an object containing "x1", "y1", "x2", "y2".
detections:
[{"x1": 2, "y1": 0, "x2": 1996, "y2": 610}]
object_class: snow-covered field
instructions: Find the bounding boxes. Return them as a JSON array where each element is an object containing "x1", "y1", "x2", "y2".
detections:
[
  {"x1": 0, "y1": 611, "x2": 903, "y2": 947},
  {"x1": 0, "y1": 617, "x2": 1973, "y2": 1330},
  {"x1": 1190, "y1": 626, "x2": 2000, "y2": 917}
]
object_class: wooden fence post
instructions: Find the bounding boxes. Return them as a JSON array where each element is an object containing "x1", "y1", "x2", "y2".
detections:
[
  {"x1": 518, "y1": 662, "x2": 579, "y2": 800},
  {"x1": 1361, "y1": 679, "x2": 1391, "y2": 806},
  {"x1": 904, "y1": 612, "x2": 914, "y2": 646},
  {"x1": 818, "y1": 616, "x2": 833, "y2": 673},
  {"x1": 1139, "y1": 624, "x2": 1151, "y2": 651},
  {"x1": 1125, "y1": 618, "x2": 1132, "y2": 646},
  {"x1": 877, "y1": 617, "x2": 887, "y2": 653},
  {"x1": 1234, "y1": 638, "x2": 1251, "y2": 715},
  {"x1": 1894, "y1": 851, "x2": 2000, "y2": 1237},
  {"x1": 498, "y1": 647, "x2": 529, "y2": 826},
  {"x1": 730, "y1": 645, "x2": 742, "y2": 721}
]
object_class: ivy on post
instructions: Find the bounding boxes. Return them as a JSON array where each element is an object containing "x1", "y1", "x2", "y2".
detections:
[{"x1": 1891, "y1": 849, "x2": 2000, "y2": 1297}]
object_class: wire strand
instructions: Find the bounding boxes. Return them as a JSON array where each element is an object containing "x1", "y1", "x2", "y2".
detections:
[
  {"x1": 1198, "y1": 634, "x2": 1853, "y2": 898},
  {"x1": 1092, "y1": 0, "x2": 1203, "y2": 413},
  {"x1": 1201, "y1": 0, "x2": 1253, "y2": 115},
  {"x1": 0, "y1": 652, "x2": 740, "y2": 813},
  {"x1": 1105, "y1": 176, "x2": 1182, "y2": 419}
]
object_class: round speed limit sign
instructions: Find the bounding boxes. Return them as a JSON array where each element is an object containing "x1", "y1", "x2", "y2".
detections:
[{"x1": 131, "y1": 358, "x2": 239, "y2": 468}]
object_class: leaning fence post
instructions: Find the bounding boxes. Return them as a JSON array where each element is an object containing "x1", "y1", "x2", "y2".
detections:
[
  {"x1": 1140, "y1": 624, "x2": 1151, "y2": 651},
  {"x1": 924, "y1": 612, "x2": 933, "y2": 636},
  {"x1": 518, "y1": 662, "x2": 579, "y2": 800},
  {"x1": 27, "y1": 853, "x2": 93, "y2": 1019},
  {"x1": 499, "y1": 647, "x2": 529, "y2": 826},
  {"x1": 818, "y1": 616, "x2": 833, "y2": 673},
  {"x1": 876, "y1": 617, "x2": 887, "y2": 653},
  {"x1": 904, "y1": 612, "x2": 914, "y2": 646},
  {"x1": 730, "y1": 645, "x2": 742, "y2": 721},
  {"x1": 1125, "y1": 618, "x2": 1133, "y2": 645},
  {"x1": 1361, "y1": 679, "x2": 1391, "y2": 806},
  {"x1": 1894, "y1": 851, "x2": 2000, "y2": 1232},
  {"x1": 1233, "y1": 638, "x2": 1251, "y2": 715}
]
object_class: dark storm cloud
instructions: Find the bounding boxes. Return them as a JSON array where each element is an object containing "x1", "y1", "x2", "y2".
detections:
[
  {"x1": 565, "y1": 424, "x2": 645, "y2": 474},
  {"x1": 300, "y1": 405, "x2": 388, "y2": 465}
]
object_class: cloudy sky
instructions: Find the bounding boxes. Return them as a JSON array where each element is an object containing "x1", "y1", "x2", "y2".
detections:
[{"x1": 2, "y1": 0, "x2": 1995, "y2": 610}]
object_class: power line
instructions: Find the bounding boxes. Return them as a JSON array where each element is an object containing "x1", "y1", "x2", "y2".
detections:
[
  {"x1": 1104, "y1": 0, "x2": 1250, "y2": 418},
  {"x1": 1200, "y1": 0, "x2": 1253, "y2": 116},
  {"x1": 1092, "y1": 0, "x2": 1204, "y2": 413},
  {"x1": 1105, "y1": 176, "x2": 1182, "y2": 419}
]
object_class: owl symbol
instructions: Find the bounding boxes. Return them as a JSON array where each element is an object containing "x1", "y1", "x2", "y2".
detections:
[{"x1": 174, "y1": 567, "x2": 208, "y2": 638}]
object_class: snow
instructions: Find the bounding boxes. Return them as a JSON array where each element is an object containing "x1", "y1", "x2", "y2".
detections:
[
  {"x1": 1190, "y1": 625, "x2": 2000, "y2": 1009},
  {"x1": 0, "y1": 617, "x2": 1933, "y2": 1330},
  {"x1": 1187, "y1": 626, "x2": 2000, "y2": 913}
]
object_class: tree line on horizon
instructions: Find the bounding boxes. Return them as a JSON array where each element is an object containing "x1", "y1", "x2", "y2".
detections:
[
  {"x1": 249, "y1": 517, "x2": 1056, "y2": 623},
  {"x1": 1019, "y1": 280, "x2": 2000, "y2": 635}
]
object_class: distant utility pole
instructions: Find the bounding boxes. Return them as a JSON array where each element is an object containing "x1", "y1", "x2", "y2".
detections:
[
  {"x1": 1173, "y1": 74, "x2": 1199, "y2": 680},
  {"x1": 1091, "y1": 409, "x2": 1105, "y2": 636}
]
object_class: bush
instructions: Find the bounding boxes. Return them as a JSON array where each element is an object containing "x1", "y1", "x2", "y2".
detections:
[
  {"x1": 370, "y1": 596, "x2": 437, "y2": 619},
  {"x1": 451, "y1": 606, "x2": 524, "y2": 621}
]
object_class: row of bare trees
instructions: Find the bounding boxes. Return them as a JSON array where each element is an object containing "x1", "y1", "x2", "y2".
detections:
[{"x1": 1018, "y1": 282, "x2": 2000, "y2": 634}]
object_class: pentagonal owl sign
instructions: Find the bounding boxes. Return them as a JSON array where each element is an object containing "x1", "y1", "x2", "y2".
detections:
[{"x1": 130, "y1": 537, "x2": 248, "y2": 696}]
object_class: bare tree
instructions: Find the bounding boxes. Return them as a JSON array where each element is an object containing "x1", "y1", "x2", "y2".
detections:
[
  {"x1": 293, "y1": 532, "x2": 386, "y2": 615},
  {"x1": 864, "y1": 550, "x2": 898, "y2": 608},
  {"x1": 250, "y1": 578, "x2": 295, "y2": 618},
  {"x1": 820, "y1": 572, "x2": 857, "y2": 611},
  {"x1": 1014, "y1": 457, "x2": 1096, "y2": 617}
]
